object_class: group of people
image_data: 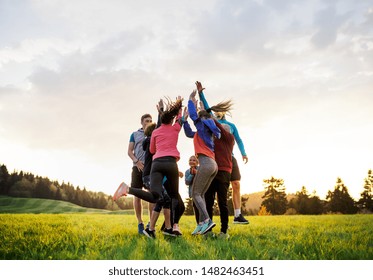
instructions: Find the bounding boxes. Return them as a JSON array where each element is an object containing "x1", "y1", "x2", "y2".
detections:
[{"x1": 113, "y1": 81, "x2": 249, "y2": 239}]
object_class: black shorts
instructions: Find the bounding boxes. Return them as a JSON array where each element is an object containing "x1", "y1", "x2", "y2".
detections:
[
  {"x1": 131, "y1": 166, "x2": 145, "y2": 189},
  {"x1": 230, "y1": 156, "x2": 241, "y2": 181}
]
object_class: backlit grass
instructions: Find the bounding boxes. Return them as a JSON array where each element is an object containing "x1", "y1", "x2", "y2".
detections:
[{"x1": 1, "y1": 213, "x2": 372, "y2": 260}]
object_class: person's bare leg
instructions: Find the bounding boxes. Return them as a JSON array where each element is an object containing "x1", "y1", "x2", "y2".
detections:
[
  {"x1": 232, "y1": 180, "x2": 241, "y2": 211},
  {"x1": 148, "y1": 202, "x2": 155, "y2": 226},
  {"x1": 232, "y1": 180, "x2": 249, "y2": 224},
  {"x1": 163, "y1": 208, "x2": 171, "y2": 229},
  {"x1": 150, "y1": 211, "x2": 160, "y2": 231},
  {"x1": 134, "y1": 196, "x2": 143, "y2": 224}
]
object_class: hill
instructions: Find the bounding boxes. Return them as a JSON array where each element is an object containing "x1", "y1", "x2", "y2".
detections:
[
  {"x1": 0, "y1": 196, "x2": 133, "y2": 214},
  {"x1": 242, "y1": 191, "x2": 296, "y2": 213},
  {"x1": 242, "y1": 191, "x2": 264, "y2": 212}
]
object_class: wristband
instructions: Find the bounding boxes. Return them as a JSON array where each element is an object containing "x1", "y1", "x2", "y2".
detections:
[{"x1": 133, "y1": 159, "x2": 139, "y2": 164}]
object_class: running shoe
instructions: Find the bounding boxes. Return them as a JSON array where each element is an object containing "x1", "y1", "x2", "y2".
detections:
[
  {"x1": 200, "y1": 219, "x2": 216, "y2": 235},
  {"x1": 162, "y1": 228, "x2": 176, "y2": 237},
  {"x1": 138, "y1": 223, "x2": 145, "y2": 235},
  {"x1": 233, "y1": 214, "x2": 249, "y2": 224},
  {"x1": 172, "y1": 224, "x2": 182, "y2": 236},
  {"x1": 191, "y1": 224, "x2": 203, "y2": 235},
  {"x1": 113, "y1": 182, "x2": 129, "y2": 201},
  {"x1": 143, "y1": 228, "x2": 156, "y2": 239}
]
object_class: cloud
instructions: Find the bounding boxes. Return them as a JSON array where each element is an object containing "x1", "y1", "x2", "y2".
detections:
[
  {"x1": 1, "y1": 0, "x2": 373, "y2": 196},
  {"x1": 310, "y1": 2, "x2": 373, "y2": 49},
  {"x1": 0, "y1": 0, "x2": 69, "y2": 48},
  {"x1": 193, "y1": 0, "x2": 272, "y2": 54}
]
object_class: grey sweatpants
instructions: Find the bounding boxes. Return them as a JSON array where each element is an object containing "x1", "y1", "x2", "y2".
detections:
[{"x1": 191, "y1": 154, "x2": 218, "y2": 223}]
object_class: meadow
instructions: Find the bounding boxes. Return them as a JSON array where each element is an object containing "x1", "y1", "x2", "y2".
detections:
[{"x1": 0, "y1": 196, "x2": 372, "y2": 260}]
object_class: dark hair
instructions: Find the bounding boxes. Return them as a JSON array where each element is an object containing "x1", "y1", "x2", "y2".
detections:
[
  {"x1": 198, "y1": 110, "x2": 212, "y2": 119},
  {"x1": 141, "y1": 114, "x2": 152, "y2": 122},
  {"x1": 144, "y1": 122, "x2": 157, "y2": 137},
  {"x1": 160, "y1": 97, "x2": 183, "y2": 124}
]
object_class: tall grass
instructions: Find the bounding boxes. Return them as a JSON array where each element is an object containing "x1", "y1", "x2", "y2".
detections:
[{"x1": 1, "y1": 214, "x2": 372, "y2": 260}]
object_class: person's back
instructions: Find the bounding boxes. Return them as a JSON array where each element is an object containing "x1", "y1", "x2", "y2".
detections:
[
  {"x1": 185, "y1": 89, "x2": 220, "y2": 235},
  {"x1": 213, "y1": 122, "x2": 235, "y2": 172},
  {"x1": 205, "y1": 122, "x2": 235, "y2": 238},
  {"x1": 197, "y1": 82, "x2": 249, "y2": 224},
  {"x1": 114, "y1": 97, "x2": 184, "y2": 238},
  {"x1": 150, "y1": 122, "x2": 181, "y2": 160}
]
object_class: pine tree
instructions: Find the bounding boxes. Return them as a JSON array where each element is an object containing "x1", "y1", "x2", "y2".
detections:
[
  {"x1": 34, "y1": 177, "x2": 53, "y2": 199},
  {"x1": 326, "y1": 177, "x2": 357, "y2": 214},
  {"x1": 289, "y1": 186, "x2": 324, "y2": 214},
  {"x1": 0, "y1": 164, "x2": 10, "y2": 195},
  {"x1": 295, "y1": 186, "x2": 309, "y2": 214},
  {"x1": 357, "y1": 169, "x2": 373, "y2": 212},
  {"x1": 261, "y1": 176, "x2": 287, "y2": 215},
  {"x1": 307, "y1": 192, "x2": 324, "y2": 215}
]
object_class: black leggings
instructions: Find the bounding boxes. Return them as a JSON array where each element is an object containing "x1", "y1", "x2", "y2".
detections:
[
  {"x1": 164, "y1": 180, "x2": 185, "y2": 224},
  {"x1": 161, "y1": 192, "x2": 185, "y2": 230},
  {"x1": 205, "y1": 171, "x2": 231, "y2": 234},
  {"x1": 129, "y1": 156, "x2": 179, "y2": 204}
]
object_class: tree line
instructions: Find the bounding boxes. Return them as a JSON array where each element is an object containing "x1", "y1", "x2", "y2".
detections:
[
  {"x1": 259, "y1": 170, "x2": 373, "y2": 215},
  {"x1": 1, "y1": 163, "x2": 372, "y2": 215},
  {"x1": 0, "y1": 163, "x2": 132, "y2": 211},
  {"x1": 0, "y1": 162, "x2": 245, "y2": 215}
]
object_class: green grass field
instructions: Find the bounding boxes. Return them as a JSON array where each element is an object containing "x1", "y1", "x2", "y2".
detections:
[
  {"x1": 1, "y1": 196, "x2": 372, "y2": 260},
  {"x1": 0, "y1": 195, "x2": 133, "y2": 214}
]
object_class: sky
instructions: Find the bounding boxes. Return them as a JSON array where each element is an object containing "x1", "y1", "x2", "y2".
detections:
[{"x1": 0, "y1": 0, "x2": 372, "y2": 201}]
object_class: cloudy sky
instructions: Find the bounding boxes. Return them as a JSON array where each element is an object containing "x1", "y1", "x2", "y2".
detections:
[{"x1": 1, "y1": 0, "x2": 372, "y2": 200}]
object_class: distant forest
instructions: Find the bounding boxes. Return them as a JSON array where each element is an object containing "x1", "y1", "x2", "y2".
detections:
[
  {"x1": 0, "y1": 163, "x2": 131, "y2": 211},
  {"x1": 1, "y1": 163, "x2": 372, "y2": 215}
]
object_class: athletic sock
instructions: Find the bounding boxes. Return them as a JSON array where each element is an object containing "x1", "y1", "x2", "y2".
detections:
[{"x1": 234, "y1": 209, "x2": 241, "y2": 218}]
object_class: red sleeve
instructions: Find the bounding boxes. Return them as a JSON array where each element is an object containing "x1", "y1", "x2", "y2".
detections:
[{"x1": 150, "y1": 132, "x2": 156, "y2": 154}]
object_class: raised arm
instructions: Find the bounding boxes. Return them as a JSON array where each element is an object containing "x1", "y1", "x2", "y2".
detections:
[
  {"x1": 174, "y1": 95, "x2": 184, "y2": 128},
  {"x1": 156, "y1": 99, "x2": 164, "y2": 128},
  {"x1": 182, "y1": 106, "x2": 195, "y2": 138},
  {"x1": 188, "y1": 90, "x2": 199, "y2": 122},
  {"x1": 196, "y1": 81, "x2": 211, "y2": 114},
  {"x1": 183, "y1": 120, "x2": 195, "y2": 138}
]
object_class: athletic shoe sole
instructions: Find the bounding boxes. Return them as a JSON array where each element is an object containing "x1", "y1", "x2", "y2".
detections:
[
  {"x1": 143, "y1": 229, "x2": 155, "y2": 239},
  {"x1": 172, "y1": 230, "x2": 182, "y2": 236},
  {"x1": 162, "y1": 230, "x2": 176, "y2": 237},
  {"x1": 113, "y1": 182, "x2": 128, "y2": 201},
  {"x1": 200, "y1": 222, "x2": 216, "y2": 235}
]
